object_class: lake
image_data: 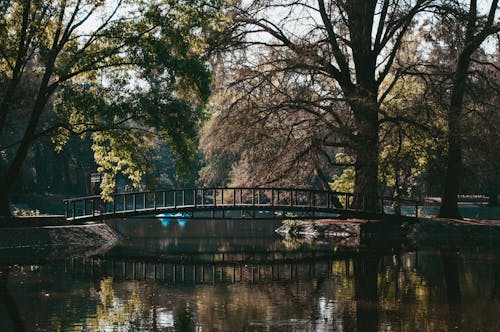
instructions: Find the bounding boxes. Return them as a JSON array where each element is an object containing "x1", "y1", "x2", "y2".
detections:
[{"x1": 1, "y1": 217, "x2": 500, "y2": 331}]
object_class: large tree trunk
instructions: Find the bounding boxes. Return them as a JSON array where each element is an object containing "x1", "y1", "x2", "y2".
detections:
[
  {"x1": 0, "y1": 67, "x2": 54, "y2": 217},
  {"x1": 438, "y1": 0, "x2": 499, "y2": 218},
  {"x1": 0, "y1": 104, "x2": 47, "y2": 217},
  {"x1": 344, "y1": 0, "x2": 380, "y2": 212},
  {"x1": 438, "y1": 54, "x2": 471, "y2": 219},
  {"x1": 350, "y1": 95, "x2": 380, "y2": 212},
  {"x1": 439, "y1": 118, "x2": 462, "y2": 218}
]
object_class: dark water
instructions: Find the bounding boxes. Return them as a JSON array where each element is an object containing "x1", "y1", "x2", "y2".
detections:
[{"x1": 1, "y1": 218, "x2": 500, "y2": 331}]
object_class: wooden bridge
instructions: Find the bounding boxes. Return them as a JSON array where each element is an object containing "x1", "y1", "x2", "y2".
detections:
[{"x1": 64, "y1": 187, "x2": 423, "y2": 221}]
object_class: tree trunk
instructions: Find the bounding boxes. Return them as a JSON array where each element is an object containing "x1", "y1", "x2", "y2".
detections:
[
  {"x1": 0, "y1": 104, "x2": 46, "y2": 217},
  {"x1": 438, "y1": 0, "x2": 498, "y2": 218},
  {"x1": 351, "y1": 97, "x2": 380, "y2": 211},
  {"x1": 344, "y1": 0, "x2": 379, "y2": 212},
  {"x1": 439, "y1": 126, "x2": 462, "y2": 218},
  {"x1": 438, "y1": 54, "x2": 471, "y2": 219},
  {"x1": 0, "y1": 68, "x2": 54, "y2": 217}
]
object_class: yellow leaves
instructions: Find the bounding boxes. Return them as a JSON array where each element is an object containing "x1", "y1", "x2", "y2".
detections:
[
  {"x1": 51, "y1": 127, "x2": 70, "y2": 153},
  {"x1": 93, "y1": 279, "x2": 146, "y2": 331},
  {"x1": 91, "y1": 129, "x2": 157, "y2": 201}
]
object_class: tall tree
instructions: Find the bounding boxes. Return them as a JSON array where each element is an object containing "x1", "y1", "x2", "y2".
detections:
[
  {"x1": 0, "y1": 0, "x2": 223, "y2": 216},
  {"x1": 207, "y1": 0, "x2": 431, "y2": 210},
  {"x1": 436, "y1": 0, "x2": 499, "y2": 218}
]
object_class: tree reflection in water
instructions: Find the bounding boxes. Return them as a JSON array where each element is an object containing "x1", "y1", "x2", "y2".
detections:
[
  {"x1": 3, "y1": 216, "x2": 500, "y2": 331},
  {"x1": 0, "y1": 267, "x2": 26, "y2": 332},
  {"x1": 29, "y1": 251, "x2": 493, "y2": 331}
]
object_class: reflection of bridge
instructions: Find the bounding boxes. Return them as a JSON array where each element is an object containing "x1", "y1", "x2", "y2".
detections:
[
  {"x1": 64, "y1": 187, "x2": 422, "y2": 221},
  {"x1": 63, "y1": 251, "x2": 358, "y2": 284}
]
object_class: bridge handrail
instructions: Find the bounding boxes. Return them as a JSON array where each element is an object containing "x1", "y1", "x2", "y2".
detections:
[
  {"x1": 63, "y1": 187, "x2": 354, "y2": 203},
  {"x1": 63, "y1": 187, "x2": 426, "y2": 205},
  {"x1": 63, "y1": 186, "x2": 433, "y2": 221}
]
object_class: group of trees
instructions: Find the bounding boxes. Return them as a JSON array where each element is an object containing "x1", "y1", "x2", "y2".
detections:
[
  {"x1": 0, "y1": 0, "x2": 224, "y2": 215},
  {"x1": 0, "y1": 0, "x2": 498, "y2": 218},
  {"x1": 200, "y1": 0, "x2": 499, "y2": 218}
]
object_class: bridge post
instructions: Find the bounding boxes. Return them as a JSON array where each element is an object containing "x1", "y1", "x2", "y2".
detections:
[
  {"x1": 233, "y1": 188, "x2": 236, "y2": 206},
  {"x1": 252, "y1": 189, "x2": 256, "y2": 206},
  {"x1": 221, "y1": 189, "x2": 224, "y2": 205},
  {"x1": 345, "y1": 193, "x2": 349, "y2": 209},
  {"x1": 153, "y1": 192, "x2": 157, "y2": 210},
  {"x1": 193, "y1": 189, "x2": 197, "y2": 207},
  {"x1": 214, "y1": 189, "x2": 217, "y2": 206},
  {"x1": 326, "y1": 193, "x2": 330, "y2": 209},
  {"x1": 72, "y1": 201, "x2": 76, "y2": 220},
  {"x1": 182, "y1": 190, "x2": 185, "y2": 206},
  {"x1": 277, "y1": 190, "x2": 280, "y2": 205},
  {"x1": 271, "y1": 189, "x2": 275, "y2": 206},
  {"x1": 133, "y1": 194, "x2": 137, "y2": 211},
  {"x1": 173, "y1": 190, "x2": 177, "y2": 208},
  {"x1": 309, "y1": 191, "x2": 312, "y2": 207},
  {"x1": 201, "y1": 189, "x2": 205, "y2": 205},
  {"x1": 143, "y1": 193, "x2": 146, "y2": 210},
  {"x1": 162, "y1": 191, "x2": 166, "y2": 208},
  {"x1": 290, "y1": 190, "x2": 293, "y2": 206},
  {"x1": 83, "y1": 199, "x2": 87, "y2": 217},
  {"x1": 92, "y1": 198, "x2": 96, "y2": 217},
  {"x1": 113, "y1": 196, "x2": 116, "y2": 214},
  {"x1": 64, "y1": 201, "x2": 68, "y2": 219}
]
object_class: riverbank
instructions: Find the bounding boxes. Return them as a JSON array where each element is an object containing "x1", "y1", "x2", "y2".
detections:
[
  {"x1": 0, "y1": 220, "x2": 120, "y2": 264},
  {"x1": 276, "y1": 216, "x2": 500, "y2": 250}
]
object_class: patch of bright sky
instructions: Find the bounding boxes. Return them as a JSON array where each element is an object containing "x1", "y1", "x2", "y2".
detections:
[
  {"x1": 71, "y1": 1, "x2": 154, "y2": 94},
  {"x1": 240, "y1": 1, "x2": 497, "y2": 73}
]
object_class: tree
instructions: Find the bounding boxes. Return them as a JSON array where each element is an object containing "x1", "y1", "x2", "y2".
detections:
[
  {"x1": 204, "y1": 0, "x2": 432, "y2": 210},
  {"x1": 429, "y1": 0, "x2": 499, "y2": 218},
  {"x1": 0, "y1": 0, "x2": 223, "y2": 216},
  {"x1": 200, "y1": 60, "x2": 351, "y2": 190}
]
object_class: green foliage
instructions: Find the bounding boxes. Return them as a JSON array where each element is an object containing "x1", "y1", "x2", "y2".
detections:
[
  {"x1": 19, "y1": 0, "x2": 229, "y2": 198},
  {"x1": 379, "y1": 139, "x2": 427, "y2": 197},
  {"x1": 330, "y1": 153, "x2": 355, "y2": 206},
  {"x1": 378, "y1": 74, "x2": 441, "y2": 199}
]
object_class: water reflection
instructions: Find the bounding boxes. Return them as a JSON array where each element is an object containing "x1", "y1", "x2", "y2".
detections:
[
  {"x1": 0, "y1": 267, "x2": 26, "y2": 332},
  {"x1": 1, "y1": 218, "x2": 500, "y2": 331}
]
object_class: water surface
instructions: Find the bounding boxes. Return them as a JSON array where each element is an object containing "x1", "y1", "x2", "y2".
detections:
[{"x1": 1, "y1": 218, "x2": 500, "y2": 331}]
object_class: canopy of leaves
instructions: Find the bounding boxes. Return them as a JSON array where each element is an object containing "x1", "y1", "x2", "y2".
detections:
[{"x1": 0, "y1": 0, "x2": 228, "y2": 200}]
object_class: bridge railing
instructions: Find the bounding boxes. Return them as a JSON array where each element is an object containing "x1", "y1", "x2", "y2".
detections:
[
  {"x1": 63, "y1": 187, "x2": 426, "y2": 221},
  {"x1": 63, "y1": 187, "x2": 358, "y2": 220}
]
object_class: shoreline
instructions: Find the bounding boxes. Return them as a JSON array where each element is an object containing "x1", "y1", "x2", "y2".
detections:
[{"x1": 0, "y1": 221, "x2": 120, "y2": 263}]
